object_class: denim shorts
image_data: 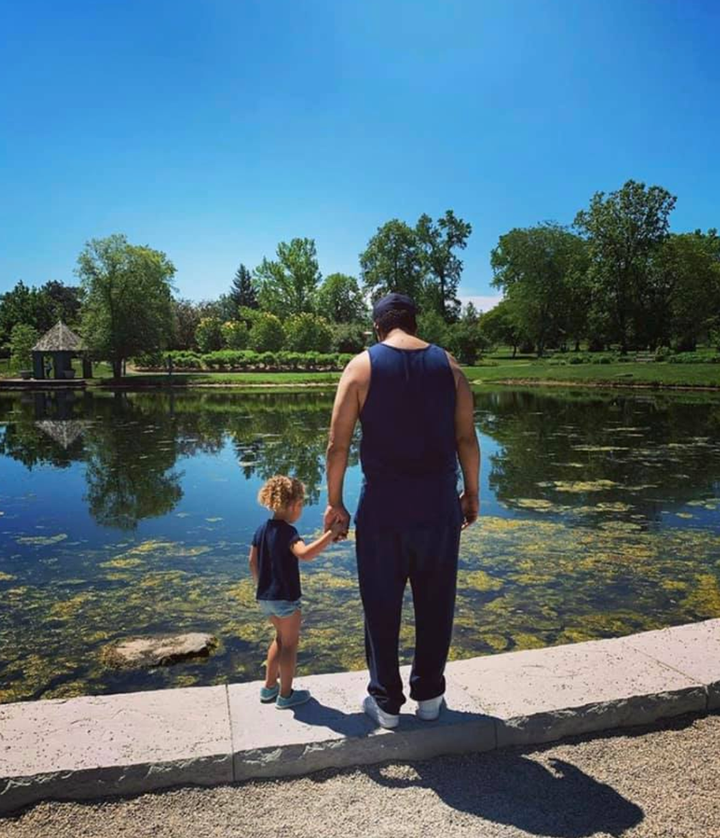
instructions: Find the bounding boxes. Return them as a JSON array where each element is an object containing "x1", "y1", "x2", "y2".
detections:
[{"x1": 258, "y1": 599, "x2": 302, "y2": 619}]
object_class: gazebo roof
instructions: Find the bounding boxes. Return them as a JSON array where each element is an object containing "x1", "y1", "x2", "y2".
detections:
[
  {"x1": 32, "y1": 321, "x2": 85, "y2": 352},
  {"x1": 36, "y1": 419, "x2": 89, "y2": 449}
]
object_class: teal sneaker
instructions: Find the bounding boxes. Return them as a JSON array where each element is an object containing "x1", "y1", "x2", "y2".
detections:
[
  {"x1": 260, "y1": 684, "x2": 279, "y2": 703},
  {"x1": 276, "y1": 689, "x2": 311, "y2": 709}
]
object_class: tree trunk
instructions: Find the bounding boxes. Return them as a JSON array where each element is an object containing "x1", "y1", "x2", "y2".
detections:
[{"x1": 112, "y1": 358, "x2": 122, "y2": 379}]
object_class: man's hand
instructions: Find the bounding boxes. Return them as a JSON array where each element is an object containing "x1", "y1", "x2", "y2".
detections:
[
  {"x1": 460, "y1": 492, "x2": 480, "y2": 529},
  {"x1": 324, "y1": 503, "x2": 350, "y2": 540}
]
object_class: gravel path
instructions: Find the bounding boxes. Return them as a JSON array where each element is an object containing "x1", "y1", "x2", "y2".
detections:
[{"x1": 3, "y1": 712, "x2": 719, "y2": 838}]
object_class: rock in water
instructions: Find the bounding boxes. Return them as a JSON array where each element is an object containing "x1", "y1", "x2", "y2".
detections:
[{"x1": 101, "y1": 633, "x2": 218, "y2": 669}]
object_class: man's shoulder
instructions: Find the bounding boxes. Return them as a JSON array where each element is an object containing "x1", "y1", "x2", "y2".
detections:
[{"x1": 343, "y1": 350, "x2": 371, "y2": 382}]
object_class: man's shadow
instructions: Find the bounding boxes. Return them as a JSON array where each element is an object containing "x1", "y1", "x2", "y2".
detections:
[
  {"x1": 290, "y1": 698, "x2": 644, "y2": 838},
  {"x1": 363, "y1": 755, "x2": 643, "y2": 838}
]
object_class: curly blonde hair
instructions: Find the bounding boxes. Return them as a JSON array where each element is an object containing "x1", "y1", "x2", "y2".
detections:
[{"x1": 257, "y1": 475, "x2": 305, "y2": 512}]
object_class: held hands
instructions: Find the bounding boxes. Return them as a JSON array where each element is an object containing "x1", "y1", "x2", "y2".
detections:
[
  {"x1": 460, "y1": 492, "x2": 480, "y2": 530},
  {"x1": 324, "y1": 503, "x2": 350, "y2": 542}
]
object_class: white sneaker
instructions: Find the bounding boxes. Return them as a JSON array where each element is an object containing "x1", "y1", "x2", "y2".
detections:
[
  {"x1": 416, "y1": 695, "x2": 445, "y2": 721},
  {"x1": 362, "y1": 695, "x2": 399, "y2": 729}
]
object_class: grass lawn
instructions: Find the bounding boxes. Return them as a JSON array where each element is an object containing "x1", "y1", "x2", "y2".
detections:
[
  {"x1": 3, "y1": 349, "x2": 720, "y2": 390},
  {"x1": 464, "y1": 349, "x2": 720, "y2": 387}
]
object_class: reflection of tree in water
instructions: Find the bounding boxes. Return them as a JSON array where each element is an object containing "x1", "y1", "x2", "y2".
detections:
[
  {"x1": 228, "y1": 393, "x2": 350, "y2": 504},
  {"x1": 83, "y1": 393, "x2": 184, "y2": 529},
  {"x1": 475, "y1": 388, "x2": 720, "y2": 525},
  {"x1": 0, "y1": 388, "x2": 351, "y2": 524}
]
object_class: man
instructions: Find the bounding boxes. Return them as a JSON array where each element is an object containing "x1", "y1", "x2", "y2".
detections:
[{"x1": 324, "y1": 292, "x2": 480, "y2": 729}]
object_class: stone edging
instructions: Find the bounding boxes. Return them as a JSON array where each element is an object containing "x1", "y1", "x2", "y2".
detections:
[{"x1": 1, "y1": 618, "x2": 719, "y2": 816}]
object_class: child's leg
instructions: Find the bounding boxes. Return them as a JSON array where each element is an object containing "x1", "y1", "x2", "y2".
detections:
[
  {"x1": 270, "y1": 611, "x2": 301, "y2": 698},
  {"x1": 265, "y1": 630, "x2": 281, "y2": 688}
]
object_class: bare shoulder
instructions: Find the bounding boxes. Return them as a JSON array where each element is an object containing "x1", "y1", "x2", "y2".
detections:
[
  {"x1": 344, "y1": 350, "x2": 371, "y2": 384},
  {"x1": 443, "y1": 349, "x2": 467, "y2": 388}
]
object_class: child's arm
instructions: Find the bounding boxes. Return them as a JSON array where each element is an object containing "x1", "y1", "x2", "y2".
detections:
[
  {"x1": 248, "y1": 545, "x2": 259, "y2": 584},
  {"x1": 291, "y1": 524, "x2": 342, "y2": 562}
]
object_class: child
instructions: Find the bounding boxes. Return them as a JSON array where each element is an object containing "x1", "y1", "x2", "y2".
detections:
[{"x1": 249, "y1": 475, "x2": 344, "y2": 709}]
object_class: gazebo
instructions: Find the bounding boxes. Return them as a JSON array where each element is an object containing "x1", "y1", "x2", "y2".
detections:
[{"x1": 31, "y1": 322, "x2": 92, "y2": 380}]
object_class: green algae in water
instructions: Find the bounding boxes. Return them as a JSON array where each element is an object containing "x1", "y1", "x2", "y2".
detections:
[{"x1": 15, "y1": 533, "x2": 68, "y2": 546}]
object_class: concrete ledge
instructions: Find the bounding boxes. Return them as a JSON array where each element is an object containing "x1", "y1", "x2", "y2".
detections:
[{"x1": 2, "y1": 618, "x2": 719, "y2": 816}]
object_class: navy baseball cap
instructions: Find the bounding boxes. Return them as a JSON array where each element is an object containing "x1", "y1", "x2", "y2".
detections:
[{"x1": 372, "y1": 293, "x2": 417, "y2": 321}]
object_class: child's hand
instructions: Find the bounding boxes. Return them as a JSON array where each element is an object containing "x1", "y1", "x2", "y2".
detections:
[{"x1": 330, "y1": 520, "x2": 346, "y2": 541}]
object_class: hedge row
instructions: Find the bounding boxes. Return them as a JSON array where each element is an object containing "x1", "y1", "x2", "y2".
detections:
[
  {"x1": 141, "y1": 350, "x2": 356, "y2": 371},
  {"x1": 549, "y1": 350, "x2": 720, "y2": 365}
]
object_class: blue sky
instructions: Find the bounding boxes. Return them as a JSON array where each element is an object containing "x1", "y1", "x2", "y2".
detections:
[{"x1": 1, "y1": 0, "x2": 718, "y2": 310}]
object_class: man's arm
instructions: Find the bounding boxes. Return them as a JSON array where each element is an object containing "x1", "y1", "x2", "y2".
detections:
[
  {"x1": 324, "y1": 354, "x2": 366, "y2": 533},
  {"x1": 447, "y1": 354, "x2": 480, "y2": 528}
]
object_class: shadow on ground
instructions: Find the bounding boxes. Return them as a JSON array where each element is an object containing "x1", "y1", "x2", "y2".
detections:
[{"x1": 363, "y1": 755, "x2": 643, "y2": 838}]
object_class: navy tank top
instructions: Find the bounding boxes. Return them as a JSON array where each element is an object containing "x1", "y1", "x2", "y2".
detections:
[{"x1": 355, "y1": 342, "x2": 461, "y2": 529}]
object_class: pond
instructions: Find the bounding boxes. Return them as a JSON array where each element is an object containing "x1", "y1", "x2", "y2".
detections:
[{"x1": 1, "y1": 386, "x2": 720, "y2": 704}]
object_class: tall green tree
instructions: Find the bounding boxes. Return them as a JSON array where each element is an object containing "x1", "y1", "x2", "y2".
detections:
[
  {"x1": 77, "y1": 234, "x2": 176, "y2": 378},
  {"x1": 40, "y1": 281, "x2": 82, "y2": 326},
  {"x1": 479, "y1": 298, "x2": 525, "y2": 357},
  {"x1": 416, "y1": 210, "x2": 472, "y2": 321},
  {"x1": 574, "y1": 180, "x2": 677, "y2": 352},
  {"x1": 315, "y1": 273, "x2": 367, "y2": 323},
  {"x1": 171, "y1": 298, "x2": 202, "y2": 350},
  {"x1": 360, "y1": 219, "x2": 426, "y2": 303},
  {"x1": 491, "y1": 223, "x2": 588, "y2": 356},
  {"x1": 654, "y1": 229, "x2": 720, "y2": 350},
  {"x1": 0, "y1": 281, "x2": 42, "y2": 344},
  {"x1": 230, "y1": 263, "x2": 258, "y2": 310},
  {"x1": 254, "y1": 238, "x2": 321, "y2": 317}
]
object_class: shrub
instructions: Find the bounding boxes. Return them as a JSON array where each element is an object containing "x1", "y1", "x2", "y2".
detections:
[
  {"x1": 331, "y1": 323, "x2": 367, "y2": 354},
  {"x1": 196, "y1": 317, "x2": 224, "y2": 353},
  {"x1": 221, "y1": 320, "x2": 249, "y2": 350},
  {"x1": 249, "y1": 313, "x2": 286, "y2": 352},
  {"x1": 285, "y1": 313, "x2": 333, "y2": 353}
]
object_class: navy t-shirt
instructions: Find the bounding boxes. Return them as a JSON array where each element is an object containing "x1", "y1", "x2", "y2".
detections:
[{"x1": 252, "y1": 519, "x2": 302, "y2": 601}]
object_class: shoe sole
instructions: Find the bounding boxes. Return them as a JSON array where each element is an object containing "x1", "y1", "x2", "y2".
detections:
[
  {"x1": 416, "y1": 711, "x2": 441, "y2": 721},
  {"x1": 276, "y1": 695, "x2": 311, "y2": 709},
  {"x1": 260, "y1": 695, "x2": 278, "y2": 704}
]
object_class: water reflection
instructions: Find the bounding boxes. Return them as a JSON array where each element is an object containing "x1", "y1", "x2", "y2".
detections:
[{"x1": 1, "y1": 386, "x2": 719, "y2": 704}]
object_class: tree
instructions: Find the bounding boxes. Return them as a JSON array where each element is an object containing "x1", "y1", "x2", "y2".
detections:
[
  {"x1": 249, "y1": 312, "x2": 286, "y2": 352},
  {"x1": 171, "y1": 298, "x2": 202, "y2": 350},
  {"x1": 574, "y1": 180, "x2": 677, "y2": 352},
  {"x1": 0, "y1": 281, "x2": 43, "y2": 345},
  {"x1": 285, "y1": 313, "x2": 333, "y2": 353},
  {"x1": 331, "y1": 323, "x2": 368, "y2": 353},
  {"x1": 40, "y1": 281, "x2": 82, "y2": 326},
  {"x1": 416, "y1": 310, "x2": 449, "y2": 346},
  {"x1": 491, "y1": 223, "x2": 589, "y2": 356},
  {"x1": 196, "y1": 317, "x2": 224, "y2": 353},
  {"x1": 221, "y1": 320, "x2": 249, "y2": 350},
  {"x1": 446, "y1": 303, "x2": 490, "y2": 364},
  {"x1": 479, "y1": 298, "x2": 524, "y2": 356},
  {"x1": 416, "y1": 210, "x2": 472, "y2": 321},
  {"x1": 230, "y1": 264, "x2": 258, "y2": 310},
  {"x1": 360, "y1": 219, "x2": 426, "y2": 303},
  {"x1": 77, "y1": 234, "x2": 176, "y2": 378},
  {"x1": 654, "y1": 230, "x2": 720, "y2": 350},
  {"x1": 254, "y1": 238, "x2": 321, "y2": 317},
  {"x1": 9, "y1": 324, "x2": 39, "y2": 370},
  {"x1": 315, "y1": 273, "x2": 367, "y2": 323}
]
